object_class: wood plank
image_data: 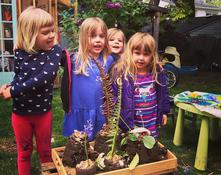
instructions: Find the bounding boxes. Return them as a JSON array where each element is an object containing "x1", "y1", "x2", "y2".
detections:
[{"x1": 51, "y1": 142, "x2": 177, "y2": 175}]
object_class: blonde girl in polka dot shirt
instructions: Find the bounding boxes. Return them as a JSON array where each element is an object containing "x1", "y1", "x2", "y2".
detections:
[{"x1": 0, "y1": 7, "x2": 63, "y2": 175}]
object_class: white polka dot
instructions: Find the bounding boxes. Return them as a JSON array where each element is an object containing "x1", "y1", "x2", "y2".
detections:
[
  {"x1": 13, "y1": 108, "x2": 17, "y2": 110},
  {"x1": 56, "y1": 53, "x2": 60, "y2": 56},
  {"x1": 36, "y1": 105, "x2": 40, "y2": 107},
  {"x1": 58, "y1": 62, "x2": 61, "y2": 66},
  {"x1": 34, "y1": 78, "x2": 38, "y2": 81},
  {"x1": 44, "y1": 71, "x2": 48, "y2": 74},
  {"x1": 41, "y1": 52, "x2": 45, "y2": 55},
  {"x1": 20, "y1": 104, "x2": 24, "y2": 107},
  {"x1": 28, "y1": 110, "x2": 32, "y2": 112},
  {"x1": 37, "y1": 94, "x2": 41, "y2": 97},
  {"x1": 44, "y1": 99, "x2": 48, "y2": 102},
  {"x1": 16, "y1": 66, "x2": 19, "y2": 69},
  {"x1": 15, "y1": 98, "x2": 18, "y2": 101},
  {"x1": 45, "y1": 89, "x2": 48, "y2": 92},
  {"x1": 33, "y1": 58, "x2": 37, "y2": 61},
  {"x1": 52, "y1": 48, "x2": 54, "y2": 51},
  {"x1": 23, "y1": 83, "x2": 26, "y2": 86},
  {"x1": 53, "y1": 72, "x2": 55, "y2": 75},
  {"x1": 16, "y1": 83, "x2": 19, "y2": 85},
  {"x1": 12, "y1": 86, "x2": 14, "y2": 90},
  {"x1": 43, "y1": 109, "x2": 47, "y2": 111},
  {"x1": 20, "y1": 92, "x2": 23, "y2": 95},
  {"x1": 44, "y1": 80, "x2": 47, "y2": 84},
  {"x1": 24, "y1": 72, "x2": 27, "y2": 75},
  {"x1": 31, "y1": 68, "x2": 36, "y2": 71},
  {"x1": 24, "y1": 62, "x2": 28, "y2": 65},
  {"x1": 32, "y1": 87, "x2": 36, "y2": 90},
  {"x1": 50, "y1": 62, "x2": 54, "y2": 66},
  {"x1": 40, "y1": 62, "x2": 45, "y2": 65},
  {"x1": 19, "y1": 77, "x2": 22, "y2": 80},
  {"x1": 28, "y1": 100, "x2": 33, "y2": 102},
  {"x1": 19, "y1": 57, "x2": 23, "y2": 60}
]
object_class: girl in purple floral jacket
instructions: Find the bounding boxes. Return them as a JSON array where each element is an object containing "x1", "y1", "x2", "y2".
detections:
[{"x1": 110, "y1": 32, "x2": 170, "y2": 138}]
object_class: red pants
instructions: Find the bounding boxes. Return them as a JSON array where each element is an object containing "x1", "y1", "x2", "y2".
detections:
[{"x1": 12, "y1": 111, "x2": 52, "y2": 175}]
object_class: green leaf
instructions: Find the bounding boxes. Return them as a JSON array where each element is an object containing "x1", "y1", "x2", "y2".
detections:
[
  {"x1": 129, "y1": 133, "x2": 137, "y2": 141},
  {"x1": 143, "y1": 136, "x2": 156, "y2": 149},
  {"x1": 129, "y1": 153, "x2": 139, "y2": 170},
  {"x1": 120, "y1": 137, "x2": 127, "y2": 145}
]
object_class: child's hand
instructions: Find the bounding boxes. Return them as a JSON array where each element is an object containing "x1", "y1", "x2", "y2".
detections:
[
  {"x1": 2, "y1": 87, "x2": 11, "y2": 100},
  {"x1": 0, "y1": 84, "x2": 9, "y2": 97},
  {"x1": 162, "y1": 114, "x2": 167, "y2": 126}
]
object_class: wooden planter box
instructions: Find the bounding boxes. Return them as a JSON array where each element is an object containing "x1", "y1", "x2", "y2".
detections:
[{"x1": 51, "y1": 142, "x2": 177, "y2": 175}]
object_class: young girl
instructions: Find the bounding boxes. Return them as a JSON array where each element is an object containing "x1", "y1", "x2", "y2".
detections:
[
  {"x1": 0, "y1": 7, "x2": 63, "y2": 175},
  {"x1": 62, "y1": 17, "x2": 114, "y2": 141},
  {"x1": 107, "y1": 28, "x2": 126, "y2": 61},
  {"x1": 110, "y1": 32, "x2": 170, "y2": 138}
]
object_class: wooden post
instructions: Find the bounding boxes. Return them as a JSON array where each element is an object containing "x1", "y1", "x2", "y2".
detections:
[
  {"x1": 153, "y1": 11, "x2": 160, "y2": 51},
  {"x1": 74, "y1": 0, "x2": 78, "y2": 16}
]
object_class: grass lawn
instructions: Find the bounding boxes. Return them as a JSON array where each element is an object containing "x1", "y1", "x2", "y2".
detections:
[{"x1": 0, "y1": 71, "x2": 221, "y2": 175}]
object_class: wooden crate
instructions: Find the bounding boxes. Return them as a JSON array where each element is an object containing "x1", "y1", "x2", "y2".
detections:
[
  {"x1": 51, "y1": 142, "x2": 177, "y2": 175},
  {"x1": 41, "y1": 162, "x2": 58, "y2": 175}
]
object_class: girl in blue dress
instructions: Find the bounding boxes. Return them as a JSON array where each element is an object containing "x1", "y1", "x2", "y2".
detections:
[{"x1": 62, "y1": 17, "x2": 114, "y2": 141}]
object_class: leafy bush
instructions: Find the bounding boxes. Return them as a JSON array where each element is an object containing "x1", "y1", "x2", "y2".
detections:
[{"x1": 59, "y1": 0, "x2": 151, "y2": 49}]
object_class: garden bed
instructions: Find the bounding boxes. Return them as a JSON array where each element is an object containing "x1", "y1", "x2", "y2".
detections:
[{"x1": 51, "y1": 142, "x2": 177, "y2": 175}]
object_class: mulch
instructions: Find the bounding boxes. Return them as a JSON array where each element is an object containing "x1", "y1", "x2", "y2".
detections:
[{"x1": 0, "y1": 138, "x2": 17, "y2": 153}]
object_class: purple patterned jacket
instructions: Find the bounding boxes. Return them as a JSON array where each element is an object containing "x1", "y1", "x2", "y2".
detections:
[{"x1": 112, "y1": 67, "x2": 170, "y2": 131}]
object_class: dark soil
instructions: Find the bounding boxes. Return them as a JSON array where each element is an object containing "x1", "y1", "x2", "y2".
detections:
[
  {"x1": 94, "y1": 129, "x2": 124, "y2": 154},
  {"x1": 125, "y1": 141, "x2": 167, "y2": 165},
  {"x1": 62, "y1": 133, "x2": 88, "y2": 167}
]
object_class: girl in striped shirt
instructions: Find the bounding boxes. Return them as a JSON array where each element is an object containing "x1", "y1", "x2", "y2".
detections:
[{"x1": 110, "y1": 32, "x2": 170, "y2": 138}]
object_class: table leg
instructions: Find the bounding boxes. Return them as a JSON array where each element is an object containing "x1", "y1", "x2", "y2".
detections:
[
  {"x1": 173, "y1": 108, "x2": 184, "y2": 146},
  {"x1": 209, "y1": 118, "x2": 219, "y2": 141},
  {"x1": 194, "y1": 116, "x2": 209, "y2": 171}
]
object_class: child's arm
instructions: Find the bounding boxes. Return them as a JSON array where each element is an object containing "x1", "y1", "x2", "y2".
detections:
[
  {"x1": 162, "y1": 73, "x2": 170, "y2": 114},
  {"x1": 61, "y1": 50, "x2": 73, "y2": 113},
  {"x1": 10, "y1": 48, "x2": 62, "y2": 97}
]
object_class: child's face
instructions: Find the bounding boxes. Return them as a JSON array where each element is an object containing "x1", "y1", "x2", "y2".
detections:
[
  {"x1": 132, "y1": 48, "x2": 152, "y2": 73},
  {"x1": 88, "y1": 27, "x2": 105, "y2": 58},
  {"x1": 108, "y1": 33, "x2": 124, "y2": 55},
  {"x1": 35, "y1": 25, "x2": 55, "y2": 51}
]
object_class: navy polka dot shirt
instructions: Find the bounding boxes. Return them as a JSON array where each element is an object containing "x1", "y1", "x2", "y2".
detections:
[{"x1": 10, "y1": 45, "x2": 62, "y2": 115}]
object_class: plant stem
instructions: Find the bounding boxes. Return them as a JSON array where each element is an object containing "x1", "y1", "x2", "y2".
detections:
[{"x1": 84, "y1": 134, "x2": 89, "y2": 166}]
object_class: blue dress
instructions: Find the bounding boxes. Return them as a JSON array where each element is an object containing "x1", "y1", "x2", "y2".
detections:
[{"x1": 62, "y1": 54, "x2": 114, "y2": 141}]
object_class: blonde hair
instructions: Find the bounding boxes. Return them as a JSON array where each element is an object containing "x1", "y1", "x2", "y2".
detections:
[
  {"x1": 111, "y1": 32, "x2": 160, "y2": 83},
  {"x1": 15, "y1": 6, "x2": 55, "y2": 53},
  {"x1": 76, "y1": 17, "x2": 109, "y2": 75},
  {"x1": 107, "y1": 28, "x2": 126, "y2": 54}
]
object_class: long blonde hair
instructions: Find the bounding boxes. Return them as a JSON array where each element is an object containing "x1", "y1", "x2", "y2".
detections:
[
  {"x1": 76, "y1": 17, "x2": 109, "y2": 75},
  {"x1": 111, "y1": 32, "x2": 160, "y2": 82},
  {"x1": 107, "y1": 28, "x2": 126, "y2": 54},
  {"x1": 15, "y1": 6, "x2": 55, "y2": 53}
]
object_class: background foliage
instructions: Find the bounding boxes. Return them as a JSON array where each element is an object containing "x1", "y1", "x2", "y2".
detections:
[
  {"x1": 60, "y1": 0, "x2": 152, "y2": 50},
  {"x1": 60, "y1": 0, "x2": 196, "y2": 50}
]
